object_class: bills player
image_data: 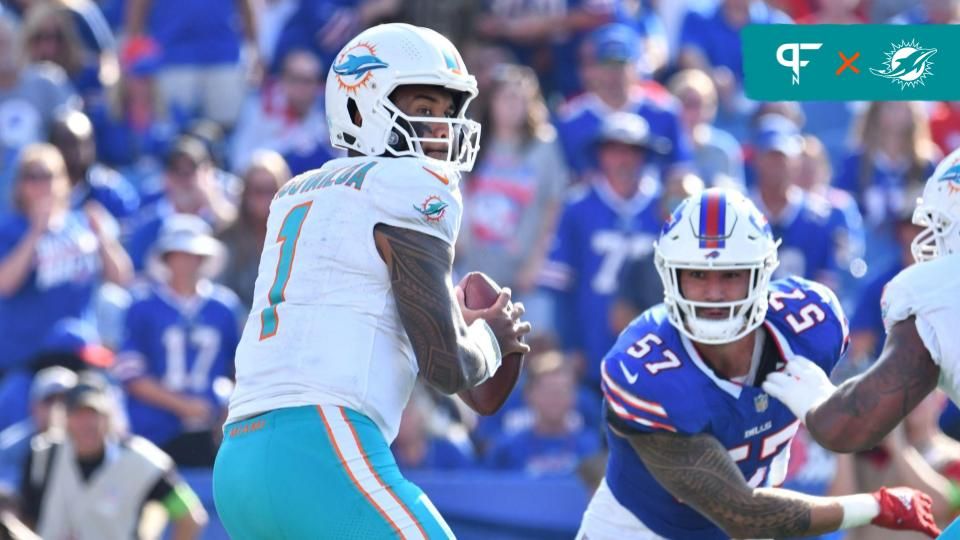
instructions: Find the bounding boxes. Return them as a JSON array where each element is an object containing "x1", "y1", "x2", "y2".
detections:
[
  {"x1": 764, "y1": 147, "x2": 960, "y2": 536},
  {"x1": 577, "y1": 188, "x2": 940, "y2": 539},
  {"x1": 212, "y1": 23, "x2": 530, "y2": 539}
]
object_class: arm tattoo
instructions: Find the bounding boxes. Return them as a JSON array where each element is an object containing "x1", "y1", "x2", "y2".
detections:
[
  {"x1": 808, "y1": 316, "x2": 940, "y2": 451},
  {"x1": 374, "y1": 224, "x2": 483, "y2": 394},
  {"x1": 629, "y1": 431, "x2": 830, "y2": 538}
]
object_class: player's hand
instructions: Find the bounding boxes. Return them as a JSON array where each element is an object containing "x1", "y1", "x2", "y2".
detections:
[
  {"x1": 871, "y1": 487, "x2": 940, "y2": 538},
  {"x1": 471, "y1": 288, "x2": 531, "y2": 357},
  {"x1": 761, "y1": 355, "x2": 836, "y2": 424},
  {"x1": 177, "y1": 396, "x2": 213, "y2": 426}
]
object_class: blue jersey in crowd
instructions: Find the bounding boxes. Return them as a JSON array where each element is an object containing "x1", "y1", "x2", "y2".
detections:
[
  {"x1": 485, "y1": 427, "x2": 600, "y2": 477},
  {"x1": 540, "y1": 179, "x2": 662, "y2": 388},
  {"x1": 554, "y1": 89, "x2": 692, "y2": 178},
  {"x1": 679, "y1": 1, "x2": 792, "y2": 83},
  {"x1": 115, "y1": 280, "x2": 240, "y2": 447},
  {"x1": 0, "y1": 212, "x2": 102, "y2": 370},
  {"x1": 601, "y1": 277, "x2": 848, "y2": 539},
  {"x1": 754, "y1": 190, "x2": 841, "y2": 283},
  {"x1": 70, "y1": 164, "x2": 141, "y2": 220},
  {"x1": 147, "y1": 0, "x2": 243, "y2": 66}
]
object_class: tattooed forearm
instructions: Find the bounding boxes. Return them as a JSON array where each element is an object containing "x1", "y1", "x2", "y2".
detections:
[
  {"x1": 807, "y1": 317, "x2": 940, "y2": 452},
  {"x1": 628, "y1": 431, "x2": 843, "y2": 538},
  {"x1": 374, "y1": 224, "x2": 485, "y2": 394}
]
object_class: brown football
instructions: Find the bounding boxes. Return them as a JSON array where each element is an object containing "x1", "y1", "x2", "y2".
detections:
[{"x1": 458, "y1": 272, "x2": 525, "y2": 416}]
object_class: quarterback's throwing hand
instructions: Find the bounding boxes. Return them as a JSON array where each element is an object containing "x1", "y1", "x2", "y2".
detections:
[
  {"x1": 761, "y1": 355, "x2": 836, "y2": 423},
  {"x1": 871, "y1": 487, "x2": 940, "y2": 538}
]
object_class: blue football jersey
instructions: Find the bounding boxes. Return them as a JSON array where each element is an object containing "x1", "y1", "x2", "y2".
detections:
[
  {"x1": 115, "y1": 280, "x2": 241, "y2": 446},
  {"x1": 601, "y1": 277, "x2": 848, "y2": 539},
  {"x1": 754, "y1": 191, "x2": 841, "y2": 284},
  {"x1": 540, "y1": 180, "x2": 663, "y2": 388},
  {"x1": 554, "y1": 90, "x2": 692, "y2": 178}
]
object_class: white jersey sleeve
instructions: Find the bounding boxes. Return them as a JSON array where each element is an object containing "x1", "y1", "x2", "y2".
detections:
[
  {"x1": 881, "y1": 253, "x2": 960, "y2": 405},
  {"x1": 369, "y1": 158, "x2": 463, "y2": 246}
]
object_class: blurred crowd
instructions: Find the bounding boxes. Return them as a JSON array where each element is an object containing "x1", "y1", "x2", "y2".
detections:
[{"x1": 1, "y1": 0, "x2": 960, "y2": 537}]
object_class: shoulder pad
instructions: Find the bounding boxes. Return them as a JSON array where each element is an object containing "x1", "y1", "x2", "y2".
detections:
[{"x1": 766, "y1": 277, "x2": 849, "y2": 371}]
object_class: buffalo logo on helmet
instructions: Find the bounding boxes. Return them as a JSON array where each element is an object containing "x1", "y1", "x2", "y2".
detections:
[{"x1": 333, "y1": 41, "x2": 389, "y2": 94}]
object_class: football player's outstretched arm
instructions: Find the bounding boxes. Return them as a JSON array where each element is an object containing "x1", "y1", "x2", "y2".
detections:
[
  {"x1": 624, "y1": 429, "x2": 940, "y2": 538},
  {"x1": 374, "y1": 224, "x2": 529, "y2": 395},
  {"x1": 806, "y1": 317, "x2": 940, "y2": 453}
]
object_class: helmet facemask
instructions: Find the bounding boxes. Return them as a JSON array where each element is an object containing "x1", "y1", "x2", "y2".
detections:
[
  {"x1": 656, "y1": 253, "x2": 779, "y2": 345},
  {"x1": 911, "y1": 203, "x2": 957, "y2": 262},
  {"x1": 375, "y1": 87, "x2": 481, "y2": 171}
]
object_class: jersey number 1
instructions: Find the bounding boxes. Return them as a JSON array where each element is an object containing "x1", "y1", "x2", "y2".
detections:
[{"x1": 260, "y1": 202, "x2": 312, "y2": 340}]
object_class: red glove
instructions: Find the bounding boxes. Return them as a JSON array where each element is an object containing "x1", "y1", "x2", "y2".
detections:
[{"x1": 871, "y1": 487, "x2": 941, "y2": 538}]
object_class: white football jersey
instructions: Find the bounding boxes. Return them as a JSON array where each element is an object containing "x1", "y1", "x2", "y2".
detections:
[
  {"x1": 227, "y1": 156, "x2": 463, "y2": 442},
  {"x1": 881, "y1": 253, "x2": 960, "y2": 405}
]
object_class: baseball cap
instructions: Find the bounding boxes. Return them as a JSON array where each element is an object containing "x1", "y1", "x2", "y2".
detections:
[
  {"x1": 65, "y1": 374, "x2": 111, "y2": 414},
  {"x1": 166, "y1": 136, "x2": 210, "y2": 169},
  {"x1": 595, "y1": 112, "x2": 672, "y2": 155},
  {"x1": 30, "y1": 366, "x2": 78, "y2": 402},
  {"x1": 754, "y1": 114, "x2": 803, "y2": 157},
  {"x1": 152, "y1": 214, "x2": 224, "y2": 259},
  {"x1": 588, "y1": 24, "x2": 640, "y2": 64},
  {"x1": 38, "y1": 318, "x2": 114, "y2": 368}
]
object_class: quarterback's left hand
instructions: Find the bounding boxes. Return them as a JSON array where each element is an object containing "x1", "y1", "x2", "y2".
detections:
[
  {"x1": 761, "y1": 355, "x2": 836, "y2": 424},
  {"x1": 871, "y1": 487, "x2": 941, "y2": 538}
]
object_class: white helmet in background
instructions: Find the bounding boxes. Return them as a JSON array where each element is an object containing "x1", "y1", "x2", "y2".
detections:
[
  {"x1": 655, "y1": 188, "x2": 781, "y2": 344},
  {"x1": 325, "y1": 23, "x2": 481, "y2": 171},
  {"x1": 911, "y1": 147, "x2": 960, "y2": 262}
]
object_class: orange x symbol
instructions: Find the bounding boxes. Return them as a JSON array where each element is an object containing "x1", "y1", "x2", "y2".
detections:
[{"x1": 836, "y1": 51, "x2": 860, "y2": 75}]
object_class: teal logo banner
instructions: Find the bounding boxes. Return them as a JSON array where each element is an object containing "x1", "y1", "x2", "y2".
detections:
[{"x1": 743, "y1": 25, "x2": 960, "y2": 100}]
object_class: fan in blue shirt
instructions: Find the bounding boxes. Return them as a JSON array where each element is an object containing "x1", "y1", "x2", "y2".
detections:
[{"x1": 114, "y1": 214, "x2": 240, "y2": 466}]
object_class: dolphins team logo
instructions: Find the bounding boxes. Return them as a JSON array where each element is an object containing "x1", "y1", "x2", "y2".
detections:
[
  {"x1": 870, "y1": 39, "x2": 937, "y2": 90},
  {"x1": 938, "y1": 158, "x2": 960, "y2": 195},
  {"x1": 333, "y1": 41, "x2": 389, "y2": 94},
  {"x1": 414, "y1": 195, "x2": 448, "y2": 222}
]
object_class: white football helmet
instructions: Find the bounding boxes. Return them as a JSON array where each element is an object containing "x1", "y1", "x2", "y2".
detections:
[
  {"x1": 911, "y1": 146, "x2": 960, "y2": 262},
  {"x1": 654, "y1": 189, "x2": 781, "y2": 344},
  {"x1": 325, "y1": 23, "x2": 481, "y2": 171}
]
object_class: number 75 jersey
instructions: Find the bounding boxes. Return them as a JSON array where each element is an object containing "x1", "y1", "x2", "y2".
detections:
[
  {"x1": 601, "y1": 276, "x2": 849, "y2": 540},
  {"x1": 227, "y1": 157, "x2": 463, "y2": 443}
]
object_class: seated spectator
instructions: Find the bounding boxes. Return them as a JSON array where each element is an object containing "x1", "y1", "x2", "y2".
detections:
[
  {"x1": 611, "y1": 172, "x2": 705, "y2": 333},
  {"x1": 835, "y1": 101, "x2": 939, "y2": 277},
  {"x1": 750, "y1": 114, "x2": 839, "y2": 287},
  {"x1": 668, "y1": 68, "x2": 744, "y2": 186},
  {"x1": 0, "y1": 144, "x2": 131, "y2": 380},
  {"x1": 0, "y1": 367, "x2": 75, "y2": 498},
  {"x1": 542, "y1": 112, "x2": 667, "y2": 394},
  {"x1": 485, "y1": 352, "x2": 600, "y2": 477},
  {"x1": 20, "y1": 2, "x2": 107, "y2": 104},
  {"x1": 19, "y1": 373, "x2": 208, "y2": 539},
  {"x1": 0, "y1": 17, "x2": 78, "y2": 210},
  {"x1": 218, "y1": 150, "x2": 290, "y2": 310},
  {"x1": 50, "y1": 109, "x2": 139, "y2": 220},
  {"x1": 87, "y1": 36, "x2": 183, "y2": 184},
  {"x1": 0, "y1": 317, "x2": 116, "y2": 436},
  {"x1": 124, "y1": 0, "x2": 259, "y2": 129},
  {"x1": 392, "y1": 385, "x2": 476, "y2": 472},
  {"x1": 125, "y1": 136, "x2": 238, "y2": 271},
  {"x1": 230, "y1": 48, "x2": 337, "y2": 175},
  {"x1": 677, "y1": 0, "x2": 793, "y2": 135},
  {"x1": 458, "y1": 63, "x2": 568, "y2": 333},
  {"x1": 796, "y1": 134, "x2": 866, "y2": 289},
  {"x1": 115, "y1": 214, "x2": 241, "y2": 467},
  {"x1": 555, "y1": 23, "x2": 691, "y2": 181}
]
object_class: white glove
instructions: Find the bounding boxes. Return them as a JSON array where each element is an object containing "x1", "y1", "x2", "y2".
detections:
[{"x1": 761, "y1": 355, "x2": 837, "y2": 424}]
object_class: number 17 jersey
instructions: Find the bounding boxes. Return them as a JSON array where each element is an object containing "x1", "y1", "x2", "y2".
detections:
[{"x1": 226, "y1": 157, "x2": 463, "y2": 443}]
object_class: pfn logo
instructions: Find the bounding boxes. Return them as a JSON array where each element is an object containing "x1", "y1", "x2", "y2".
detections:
[{"x1": 776, "y1": 43, "x2": 823, "y2": 85}]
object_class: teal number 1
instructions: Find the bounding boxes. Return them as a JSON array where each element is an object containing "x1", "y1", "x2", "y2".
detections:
[{"x1": 260, "y1": 202, "x2": 312, "y2": 340}]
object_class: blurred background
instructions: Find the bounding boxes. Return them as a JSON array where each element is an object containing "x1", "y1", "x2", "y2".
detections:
[{"x1": 0, "y1": 0, "x2": 959, "y2": 538}]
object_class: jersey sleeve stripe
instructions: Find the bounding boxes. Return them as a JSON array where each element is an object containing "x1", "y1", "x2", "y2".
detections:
[
  {"x1": 112, "y1": 352, "x2": 147, "y2": 382},
  {"x1": 605, "y1": 391, "x2": 677, "y2": 432},
  {"x1": 600, "y1": 361, "x2": 669, "y2": 417},
  {"x1": 538, "y1": 261, "x2": 572, "y2": 289}
]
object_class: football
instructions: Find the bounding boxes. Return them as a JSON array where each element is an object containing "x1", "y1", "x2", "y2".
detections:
[{"x1": 458, "y1": 272, "x2": 525, "y2": 416}]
